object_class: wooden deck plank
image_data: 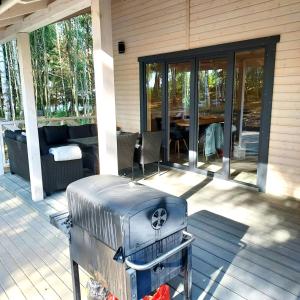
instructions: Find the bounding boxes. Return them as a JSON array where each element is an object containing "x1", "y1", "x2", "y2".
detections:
[
  {"x1": 0, "y1": 204, "x2": 72, "y2": 298},
  {"x1": 191, "y1": 256, "x2": 274, "y2": 300},
  {"x1": 0, "y1": 285, "x2": 9, "y2": 300},
  {"x1": 189, "y1": 225, "x2": 300, "y2": 283},
  {"x1": 191, "y1": 244, "x2": 298, "y2": 299},
  {"x1": 0, "y1": 197, "x2": 70, "y2": 298},
  {"x1": 0, "y1": 177, "x2": 90, "y2": 299},
  {"x1": 189, "y1": 221, "x2": 298, "y2": 270},
  {"x1": 0, "y1": 260, "x2": 26, "y2": 300},
  {"x1": 143, "y1": 170, "x2": 300, "y2": 300},
  {"x1": 2, "y1": 195, "x2": 69, "y2": 255},
  {"x1": 189, "y1": 217, "x2": 300, "y2": 271},
  {"x1": 4, "y1": 192, "x2": 69, "y2": 244},
  {"x1": 0, "y1": 219, "x2": 73, "y2": 293},
  {"x1": 191, "y1": 242, "x2": 300, "y2": 297},
  {"x1": 169, "y1": 274, "x2": 221, "y2": 300},
  {"x1": 0, "y1": 250, "x2": 43, "y2": 300},
  {"x1": 186, "y1": 192, "x2": 300, "y2": 238},
  {"x1": 190, "y1": 211, "x2": 300, "y2": 253},
  {"x1": 187, "y1": 187, "x2": 300, "y2": 233},
  {"x1": 0, "y1": 171, "x2": 299, "y2": 300}
]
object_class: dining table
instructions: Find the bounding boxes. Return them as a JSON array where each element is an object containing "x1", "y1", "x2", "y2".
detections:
[
  {"x1": 175, "y1": 115, "x2": 224, "y2": 127},
  {"x1": 68, "y1": 132, "x2": 142, "y2": 149}
]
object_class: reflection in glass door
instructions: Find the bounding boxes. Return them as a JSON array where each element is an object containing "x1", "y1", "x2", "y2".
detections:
[
  {"x1": 168, "y1": 62, "x2": 192, "y2": 165},
  {"x1": 231, "y1": 48, "x2": 265, "y2": 185},
  {"x1": 197, "y1": 58, "x2": 228, "y2": 173},
  {"x1": 145, "y1": 63, "x2": 163, "y2": 131}
]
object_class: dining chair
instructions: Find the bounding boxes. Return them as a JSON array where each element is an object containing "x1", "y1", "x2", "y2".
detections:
[
  {"x1": 170, "y1": 123, "x2": 188, "y2": 157},
  {"x1": 139, "y1": 131, "x2": 162, "y2": 177},
  {"x1": 117, "y1": 132, "x2": 139, "y2": 179}
]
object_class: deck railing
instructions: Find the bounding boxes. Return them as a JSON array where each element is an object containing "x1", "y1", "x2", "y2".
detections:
[{"x1": 0, "y1": 116, "x2": 96, "y2": 175}]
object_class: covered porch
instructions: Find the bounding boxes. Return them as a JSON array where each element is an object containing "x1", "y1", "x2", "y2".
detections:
[
  {"x1": 0, "y1": 0, "x2": 299, "y2": 299},
  {"x1": 0, "y1": 0, "x2": 119, "y2": 201},
  {"x1": 0, "y1": 169, "x2": 299, "y2": 299},
  {"x1": 0, "y1": 0, "x2": 298, "y2": 198}
]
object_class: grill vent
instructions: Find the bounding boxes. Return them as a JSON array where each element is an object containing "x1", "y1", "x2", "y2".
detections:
[{"x1": 151, "y1": 208, "x2": 167, "y2": 230}]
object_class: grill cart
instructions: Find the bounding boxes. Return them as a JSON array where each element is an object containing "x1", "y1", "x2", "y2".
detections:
[{"x1": 51, "y1": 175, "x2": 194, "y2": 300}]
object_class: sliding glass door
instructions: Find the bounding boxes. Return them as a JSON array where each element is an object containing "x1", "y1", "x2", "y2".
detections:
[
  {"x1": 140, "y1": 37, "x2": 278, "y2": 190},
  {"x1": 231, "y1": 48, "x2": 265, "y2": 185},
  {"x1": 167, "y1": 61, "x2": 192, "y2": 166},
  {"x1": 196, "y1": 57, "x2": 228, "y2": 174}
]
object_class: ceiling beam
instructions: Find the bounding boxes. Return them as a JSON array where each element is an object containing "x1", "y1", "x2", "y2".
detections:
[
  {"x1": 0, "y1": 0, "x2": 91, "y2": 44},
  {"x1": 0, "y1": 16, "x2": 23, "y2": 27},
  {"x1": 0, "y1": 1, "x2": 48, "y2": 20}
]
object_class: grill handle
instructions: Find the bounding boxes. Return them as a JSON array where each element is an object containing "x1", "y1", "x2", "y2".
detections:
[{"x1": 125, "y1": 231, "x2": 194, "y2": 271}]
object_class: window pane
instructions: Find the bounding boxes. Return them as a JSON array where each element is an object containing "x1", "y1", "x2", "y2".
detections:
[
  {"x1": 146, "y1": 63, "x2": 163, "y2": 131},
  {"x1": 231, "y1": 48, "x2": 265, "y2": 185},
  {"x1": 197, "y1": 58, "x2": 227, "y2": 173},
  {"x1": 168, "y1": 62, "x2": 191, "y2": 165}
]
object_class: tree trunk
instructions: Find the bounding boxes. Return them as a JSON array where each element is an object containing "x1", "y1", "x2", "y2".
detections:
[
  {"x1": 4, "y1": 43, "x2": 16, "y2": 120},
  {"x1": 42, "y1": 27, "x2": 50, "y2": 117},
  {"x1": 0, "y1": 44, "x2": 11, "y2": 120},
  {"x1": 11, "y1": 40, "x2": 22, "y2": 117},
  {"x1": 73, "y1": 19, "x2": 79, "y2": 117},
  {"x1": 55, "y1": 23, "x2": 67, "y2": 111}
]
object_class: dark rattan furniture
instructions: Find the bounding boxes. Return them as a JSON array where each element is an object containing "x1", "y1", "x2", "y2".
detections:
[
  {"x1": 67, "y1": 136, "x2": 98, "y2": 147},
  {"x1": 77, "y1": 132, "x2": 140, "y2": 177},
  {"x1": 117, "y1": 132, "x2": 139, "y2": 178},
  {"x1": 4, "y1": 129, "x2": 84, "y2": 195},
  {"x1": 138, "y1": 131, "x2": 162, "y2": 176}
]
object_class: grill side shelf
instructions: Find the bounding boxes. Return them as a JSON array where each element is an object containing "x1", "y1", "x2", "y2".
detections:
[{"x1": 49, "y1": 210, "x2": 71, "y2": 236}]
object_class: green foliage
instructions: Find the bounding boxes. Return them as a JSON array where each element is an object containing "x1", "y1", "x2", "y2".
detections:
[
  {"x1": 0, "y1": 13, "x2": 95, "y2": 120},
  {"x1": 52, "y1": 110, "x2": 69, "y2": 118}
]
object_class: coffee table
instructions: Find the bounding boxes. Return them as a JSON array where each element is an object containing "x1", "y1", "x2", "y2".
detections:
[{"x1": 68, "y1": 136, "x2": 98, "y2": 148}]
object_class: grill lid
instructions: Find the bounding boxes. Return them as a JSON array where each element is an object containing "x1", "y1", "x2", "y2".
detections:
[{"x1": 67, "y1": 175, "x2": 187, "y2": 255}]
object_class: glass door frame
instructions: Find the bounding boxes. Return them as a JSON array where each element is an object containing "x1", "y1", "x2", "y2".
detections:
[
  {"x1": 165, "y1": 59, "x2": 195, "y2": 165},
  {"x1": 139, "y1": 35, "x2": 279, "y2": 192},
  {"x1": 189, "y1": 52, "x2": 234, "y2": 178}
]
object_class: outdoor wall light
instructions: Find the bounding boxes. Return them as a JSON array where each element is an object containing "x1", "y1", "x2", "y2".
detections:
[{"x1": 118, "y1": 41, "x2": 125, "y2": 54}]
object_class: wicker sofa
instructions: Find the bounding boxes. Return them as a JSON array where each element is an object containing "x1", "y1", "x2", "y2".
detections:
[{"x1": 4, "y1": 124, "x2": 97, "y2": 195}]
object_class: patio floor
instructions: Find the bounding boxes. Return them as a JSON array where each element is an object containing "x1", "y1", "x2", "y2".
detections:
[{"x1": 0, "y1": 169, "x2": 299, "y2": 299}]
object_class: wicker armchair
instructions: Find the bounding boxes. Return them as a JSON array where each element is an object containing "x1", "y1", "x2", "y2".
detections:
[
  {"x1": 139, "y1": 131, "x2": 162, "y2": 176},
  {"x1": 117, "y1": 132, "x2": 139, "y2": 179}
]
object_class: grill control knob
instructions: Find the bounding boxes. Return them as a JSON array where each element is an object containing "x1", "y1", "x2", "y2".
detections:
[{"x1": 151, "y1": 208, "x2": 167, "y2": 230}]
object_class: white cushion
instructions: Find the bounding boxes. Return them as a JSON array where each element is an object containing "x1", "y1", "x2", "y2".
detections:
[
  {"x1": 49, "y1": 145, "x2": 82, "y2": 162},
  {"x1": 5, "y1": 124, "x2": 20, "y2": 132}
]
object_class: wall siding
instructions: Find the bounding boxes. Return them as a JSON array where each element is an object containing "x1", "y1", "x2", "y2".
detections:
[{"x1": 111, "y1": 0, "x2": 300, "y2": 199}]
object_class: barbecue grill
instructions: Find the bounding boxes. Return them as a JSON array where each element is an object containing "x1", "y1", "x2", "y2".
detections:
[{"x1": 66, "y1": 175, "x2": 194, "y2": 300}]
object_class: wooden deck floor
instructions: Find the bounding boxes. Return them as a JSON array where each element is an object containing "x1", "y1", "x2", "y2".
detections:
[
  {"x1": 0, "y1": 174, "x2": 89, "y2": 300},
  {"x1": 0, "y1": 170, "x2": 300, "y2": 299}
]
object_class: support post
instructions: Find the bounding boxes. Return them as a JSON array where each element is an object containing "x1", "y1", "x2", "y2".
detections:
[
  {"x1": 17, "y1": 32, "x2": 43, "y2": 201},
  {"x1": 91, "y1": 0, "x2": 118, "y2": 175}
]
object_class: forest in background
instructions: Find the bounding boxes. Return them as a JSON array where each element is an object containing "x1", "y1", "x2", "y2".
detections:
[{"x1": 0, "y1": 13, "x2": 95, "y2": 121}]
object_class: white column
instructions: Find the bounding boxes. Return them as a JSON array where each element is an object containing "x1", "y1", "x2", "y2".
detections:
[
  {"x1": 17, "y1": 32, "x2": 44, "y2": 201},
  {"x1": 91, "y1": 0, "x2": 118, "y2": 175}
]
